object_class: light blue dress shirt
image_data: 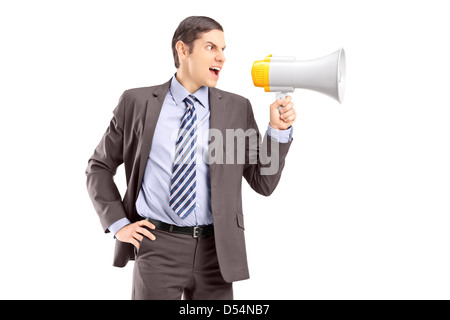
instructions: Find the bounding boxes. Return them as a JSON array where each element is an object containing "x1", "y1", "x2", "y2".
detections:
[{"x1": 109, "y1": 74, "x2": 293, "y2": 235}]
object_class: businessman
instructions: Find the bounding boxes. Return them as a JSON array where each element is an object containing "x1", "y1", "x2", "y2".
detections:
[{"x1": 86, "y1": 16, "x2": 296, "y2": 300}]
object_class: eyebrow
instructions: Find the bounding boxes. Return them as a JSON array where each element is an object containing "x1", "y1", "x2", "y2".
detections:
[{"x1": 205, "y1": 41, "x2": 226, "y2": 51}]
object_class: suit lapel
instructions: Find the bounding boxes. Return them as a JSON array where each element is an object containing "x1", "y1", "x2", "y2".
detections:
[
  {"x1": 209, "y1": 87, "x2": 225, "y2": 133},
  {"x1": 136, "y1": 79, "x2": 171, "y2": 201},
  {"x1": 208, "y1": 87, "x2": 225, "y2": 187}
]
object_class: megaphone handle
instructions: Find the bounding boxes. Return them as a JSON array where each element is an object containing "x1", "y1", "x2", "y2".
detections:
[{"x1": 276, "y1": 92, "x2": 288, "y2": 113}]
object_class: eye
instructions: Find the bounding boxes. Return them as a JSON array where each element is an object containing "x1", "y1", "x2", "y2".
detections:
[{"x1": 206, "y1": 45, "x2": 213, "y2": 50}]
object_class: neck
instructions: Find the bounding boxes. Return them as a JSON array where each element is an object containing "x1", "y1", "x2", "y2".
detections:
[{"x1": 176, "y1": 69, "x2": 201, "y2": 94}]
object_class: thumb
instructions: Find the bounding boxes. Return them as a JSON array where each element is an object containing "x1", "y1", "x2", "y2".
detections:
[{"x1": 271, "y1": 96, "x2": 292, "y2": 111}]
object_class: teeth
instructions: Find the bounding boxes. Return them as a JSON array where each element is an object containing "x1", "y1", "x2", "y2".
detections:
[{"x1": 210, "y1": 67, "x2": 221, "y2": 71}]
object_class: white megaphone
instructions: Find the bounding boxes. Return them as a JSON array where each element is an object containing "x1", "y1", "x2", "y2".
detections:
[{"x1": 251, "y1": 48, "x2": 346, "y2": 111}]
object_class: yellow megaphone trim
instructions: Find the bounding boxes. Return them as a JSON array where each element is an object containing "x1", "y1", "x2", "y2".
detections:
[{"x1": 251, "y1": 54, "x2": 272, "y2": 92}]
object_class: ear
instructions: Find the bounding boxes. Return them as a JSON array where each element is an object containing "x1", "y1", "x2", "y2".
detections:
[{"x1": 176, "y1": 40, "x2": 189, "y2": 63}]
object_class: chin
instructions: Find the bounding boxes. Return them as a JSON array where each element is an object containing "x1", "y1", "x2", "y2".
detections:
[{"x1": 205, "y1": 79, "x2": 218, "y2": 88}]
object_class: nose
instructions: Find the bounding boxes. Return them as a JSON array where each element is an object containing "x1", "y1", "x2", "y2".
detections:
[{"x1": 216, "y1": 51, "x2": 225, "y2": 64}]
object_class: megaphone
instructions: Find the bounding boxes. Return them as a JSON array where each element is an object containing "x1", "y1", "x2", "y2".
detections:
[{"x1": 251, "y1": 48, "x2": 346, "y2": 110}]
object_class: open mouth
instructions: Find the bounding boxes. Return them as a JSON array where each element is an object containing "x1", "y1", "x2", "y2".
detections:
[{"x1": 209, "y1": 66, "x2": 221, "y2": 78}]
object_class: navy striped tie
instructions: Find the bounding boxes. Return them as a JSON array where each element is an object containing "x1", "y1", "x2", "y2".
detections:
[{"x1": 169, "y1": 95, "x2": 198, "y2": 219}]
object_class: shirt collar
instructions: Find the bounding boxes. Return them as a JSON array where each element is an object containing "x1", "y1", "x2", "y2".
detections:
[{"x1": 170, "y1": 73, "x2": 209, "y2": 109}]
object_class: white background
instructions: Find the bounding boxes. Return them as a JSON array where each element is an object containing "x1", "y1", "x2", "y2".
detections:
[{"x1": 1, "y1": 0, "x2": 449, "y2": 299}]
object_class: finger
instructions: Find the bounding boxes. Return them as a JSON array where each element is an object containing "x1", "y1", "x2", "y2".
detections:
[
  {"x1": 280, "y1": 108, "x2": 295, "y2": 117},
  {"x1": 131, "y1": 238, "x2": 140, "y2": 249},
  {"x1": 137, "y1": 227, "x2": 156, "y2": 241},
  {"x1": 272, "y1": 97, "x2": 290, "y2": 109},
  {"x1": 283, "y1": 113, "x2": 297, "y2": 123},
  {"x1": 280, "y1": 102, "x2": 294, "y2": 114},
  {"x1": 271, "y1": 100, "x2": 283, "y2": 110},
  {"x1": 133, "y1": 232, "x2": 144, "y2": 242},
  {"x1": 138, "y1": 219, "x2": 156, "y2": 230},
  {"x1": 278, "y1": 96, "x2": 292, "y2": 107},
  {"x1": 280, "y1": 108, "x2": 295, "y2": 119}
]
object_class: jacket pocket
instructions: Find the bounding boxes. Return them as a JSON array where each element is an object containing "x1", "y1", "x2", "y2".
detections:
[
  {"x1": 236, "y1": 212, "x2": 245, "y2": 230},
  {"x1": 134, "y1": 236, "x2": 146, "y2": 258}
]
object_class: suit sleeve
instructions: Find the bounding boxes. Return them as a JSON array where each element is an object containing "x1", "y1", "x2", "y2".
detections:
[
  {"x1": 85, "y1": 91, "x2": 128, "y2": 233},
  {"x1": 243, "y1": 98, "x2": 293, "y2": 196}
]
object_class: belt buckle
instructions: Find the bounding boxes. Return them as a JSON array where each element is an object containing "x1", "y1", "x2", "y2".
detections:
[{"x1": 193, "y1": 226, "x2": 199, "y2": 238}]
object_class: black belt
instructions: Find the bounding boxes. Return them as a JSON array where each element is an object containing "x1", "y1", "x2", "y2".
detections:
[{"x1": 145, "y1": 218, "x2": 214, "y2": 238}]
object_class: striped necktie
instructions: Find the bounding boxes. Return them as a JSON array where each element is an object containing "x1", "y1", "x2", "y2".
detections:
[{"x1": 169, "y1": 94, "x2": 198, "y2": 219}]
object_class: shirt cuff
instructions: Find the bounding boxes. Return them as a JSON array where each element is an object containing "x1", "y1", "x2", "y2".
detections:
[
  {"x1": 267, "y1": 123, "x2": 293, "y2": 143},
  {"x1": 108, "y1": 217, "x2": 131, "y2": 238}
]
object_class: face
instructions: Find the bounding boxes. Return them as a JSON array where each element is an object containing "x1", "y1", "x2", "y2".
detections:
[{"x1": 178, "y1": 29, "x2": 226, "y2": 90}]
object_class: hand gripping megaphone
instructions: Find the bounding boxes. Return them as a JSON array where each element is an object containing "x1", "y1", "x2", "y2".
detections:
[{"x1": 251, "y1": 48, "x2": 346, "y2": 111}]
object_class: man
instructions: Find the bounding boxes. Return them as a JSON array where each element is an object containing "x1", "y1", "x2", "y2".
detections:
[{"x1": 86, "y1": 16, "x2": 296, "y2": 300}]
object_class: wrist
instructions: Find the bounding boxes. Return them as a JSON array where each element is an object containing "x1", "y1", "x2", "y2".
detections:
[
  {"x1": 269, "y1": 122, "x2": 290, "y2": 130},
  {"x1": 109, "y1": 217, "x2": 132, "y2": 238},
  {"x1": 269, "y1": 122, "x2": 280, "y2": 130}
]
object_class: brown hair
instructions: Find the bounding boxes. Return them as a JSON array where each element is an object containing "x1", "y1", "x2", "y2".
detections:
[{"x1": 172, "y1": 16, "x2": 223, "y2": 68}]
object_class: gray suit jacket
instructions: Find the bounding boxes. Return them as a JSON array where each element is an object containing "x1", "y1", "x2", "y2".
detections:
[{"x1": 85, "y1": 79, "x2": 293, "y2": 282}]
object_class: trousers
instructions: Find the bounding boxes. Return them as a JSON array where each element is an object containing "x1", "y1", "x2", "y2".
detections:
[{"x1": 132, "y1": 227, "x2": 233, "y2": 300}]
